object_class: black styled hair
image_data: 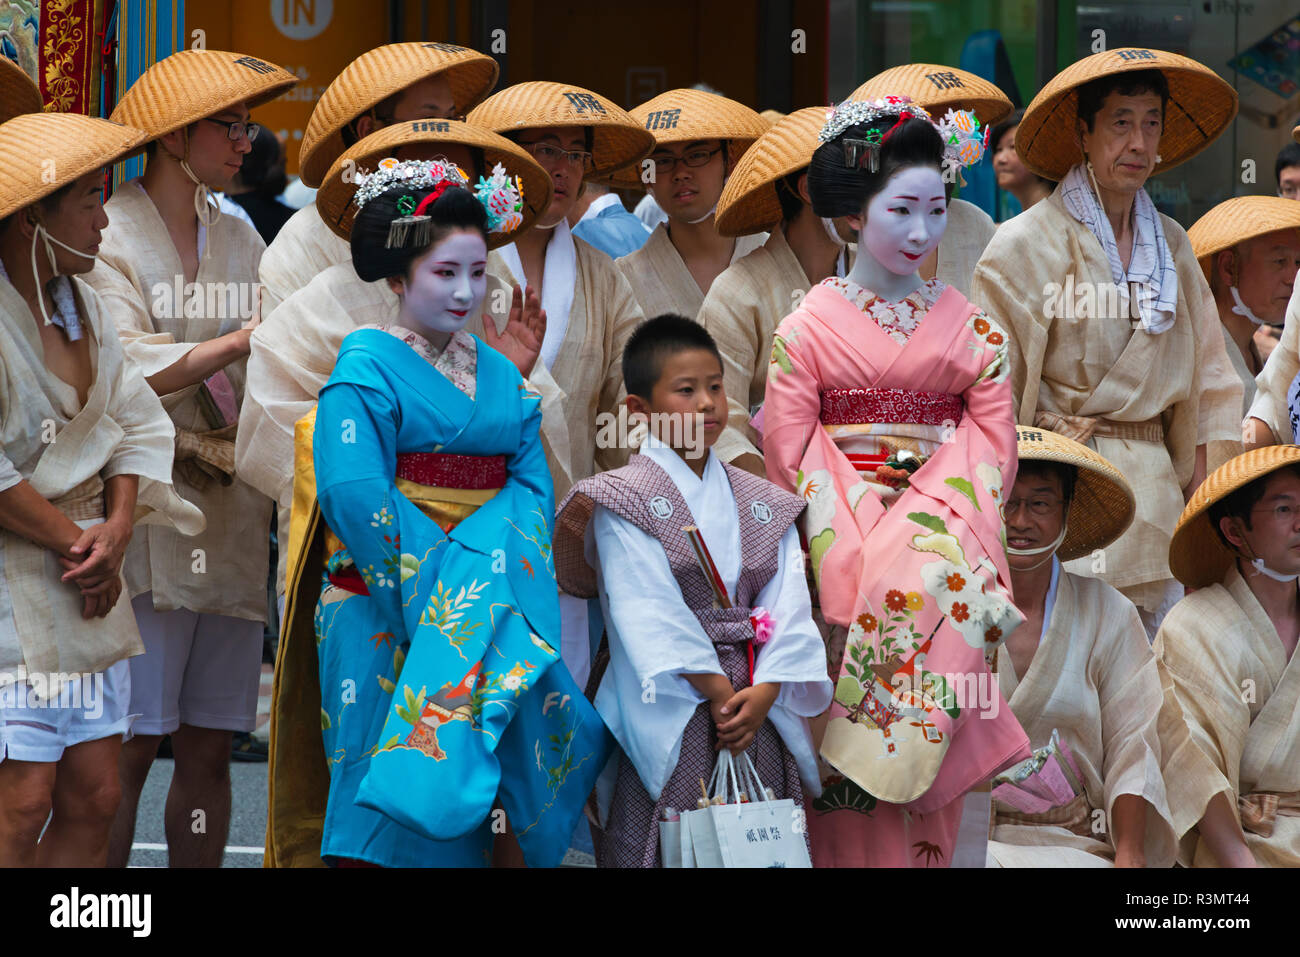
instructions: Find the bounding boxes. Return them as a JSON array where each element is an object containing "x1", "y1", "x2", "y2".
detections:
[
  {"x1": 776, "y1": 168, "x2": 808, "y2": 222},
  {"x1": 1076, "y1": 69, "x2": 1169, "y2": 131},
  {"x1": 989, "y1": 107, "x2": 1055, "y2": 187},
  {"x1": 1017, "y1": 460, "x2": 1077, "y2": 505},
  {"x1": 1207, "y1": 464, "x2": 1300, "y2": 548},
  {"x1": 622, "y1": 313, "x2": 723, "y2": 400},
  {"x1": 1276, "y1": 142, "x2": 1300, "y2": 187},
  {"x1": 807, "y1": 115, "x2": 945, "y2": 223},
  {"x1": 350, "y1": 182, "x2": 488, "y2": 283},
  {"x1": 236, "y1": 129, "x2": 288, "y2": 198}
]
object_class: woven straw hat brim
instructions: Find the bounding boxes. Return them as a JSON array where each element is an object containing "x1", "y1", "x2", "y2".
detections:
[
  {"x1": 849, "y1": 64, "x2": 1013, "y2": 125},
  {"x1": 0, "y1": 113, "x2": 149, "y2": 220},
  {"x1": 1190, "y1": 196, "x2": 1300, "y2": 282},
  {"x1": 1293, "y1": 124, "x2": 1299, "y2": 144},
  {"x1": 600, "y1": 89, "x2": 770, "y2": 190},
  {"x1": 466, "y1": 81, "x2": 654, "y2": 181},
  {"x1": 1018, "y1": 47, "x2": 1237, "y2": 181},
  {"x1": 110, "y1": 49, "x2": 298, "y2": 141},
  {"x1": 715, "y1": 106, "x2": 829, "y2": 237},
  {"x1": 0, "y1": 56, "x2": 42, "y2": 124},
  {"x1": 1014, "y1": 427, "x2": 1135, "y2": 562},
  {"x1": 315, "y1": 119, "x2": 552, "y2": 249},
  {"x1": 1170, "y1": 445, "x2": 1300, "y2": 588},
  {"x1": 299, "y1": 43, "x2": 499, "y2": 188}
]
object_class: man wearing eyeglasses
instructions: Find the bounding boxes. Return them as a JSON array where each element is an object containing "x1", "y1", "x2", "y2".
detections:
[
  {"x1": 258, "y1": 43, "x2": 498, "y2": 319},
  {"x1": 611, "y1": 89, "x2": 770, "y2": 322},
  {"x1": 1277, "y1": 141, "x2": 1300, "y2": 202},
  {"x1": 80, "y1": 50, "x2": 298, "y2": 868}
]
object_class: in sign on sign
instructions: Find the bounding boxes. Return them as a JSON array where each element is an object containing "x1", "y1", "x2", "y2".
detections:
[{"x1": 272, "y1": 0, "x2": 334, "y2": 41}]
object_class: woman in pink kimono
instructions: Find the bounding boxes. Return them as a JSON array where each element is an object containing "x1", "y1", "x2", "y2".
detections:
[{"x1": 763, "y1": 98, "x2": 1031, "y2": 867}]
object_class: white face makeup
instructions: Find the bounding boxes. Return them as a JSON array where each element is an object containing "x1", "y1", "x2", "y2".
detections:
[
  {"x1": 861, "y1": 165, "x2": 947, "y2": 276},
  {"x1": 396, "y1": 228, "x2": 488, "y2": 339}
]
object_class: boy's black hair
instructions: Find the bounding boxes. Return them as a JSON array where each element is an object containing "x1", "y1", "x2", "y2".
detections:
[
  {"x1": 1075, "y1": 69, "x2": 1169, "y2": 132},
  {"x1": 622, "y1": 313, "x2": 723, "y2": 400},
  {"x1": 1275, "y1": 142, "x2": 1300, "y2": 188},
  {"x1": 1207, "y1": 464, "x2": 1300, "y2": 549}
]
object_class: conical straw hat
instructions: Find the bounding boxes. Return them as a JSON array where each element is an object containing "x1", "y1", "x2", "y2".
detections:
[
  {"x1": 1169, "y1": 445, "x2": 1300, "y2": 588},
  {"x1": 298, "y1": 42, "x2": 499, "y2": 188},
  {"x1": 110, "y1": 49, "x2": 298, "y2": 140},
  {"x1": 0, "y1": 112, "x2": 149, "y2": 221},
  {"x1": 601, "y1": 88, "x2": 770, "y2": 190},
  {"x1": 1189, "y1": 196, "x2": 1300, "y2": 283},
  {"x1": 849, "y1": 64, "x2": 1012, "y2": 125},
  {"x1": 0, "y1": 56, "x2": 42, "y2": 124},
  {"x1": 466, "y1": 81, "x2": 653, "y2": 180},
  {"x1": 715, "y1": 106, "x2": 830, "y2": 237},
  {"x1": 1017, "y1": 47, "x2": 1237, "y2": 181},
  {"x1": 1014, "y1": 427, "x2": 1135, "y2": 561},
  {"x1": 314, "y1": 119, "x2": 551, "y2": 249}
]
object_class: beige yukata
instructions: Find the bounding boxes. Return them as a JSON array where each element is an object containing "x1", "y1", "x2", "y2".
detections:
[
  {"x1": 0, "y1": 275, "x2": 203, "y2": 688},
  {"x1": 1246, "y1": 281, "x2": 1300, "y2": 444},
  {"x1": 970, "y1": 189, "x2": 1243, "y2": 618},
  {"x1": 615, "y1": 222, "x2": 766, "y2": 321},
  {"x1": 84, "y1": 182, "x2": 272, "y2": 621},
  {"x1": 988, "y1": 567, "x2": 1176, "y2": 867},
  {"x1": 257, "y1": 202, "x2": 350, "y2": 319},
  {"x1": 1155, "y1": 566, "x2": 1300, "y2": 866}
]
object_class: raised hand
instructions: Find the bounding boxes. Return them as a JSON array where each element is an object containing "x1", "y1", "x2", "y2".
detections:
[{"x1": 482, "y1": 283, "x2": 547, "y2": 378}]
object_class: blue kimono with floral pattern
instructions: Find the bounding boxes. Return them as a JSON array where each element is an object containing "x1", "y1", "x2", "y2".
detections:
[{"x1": 313, "y1": 327, "x2": 608, "y2": 867}]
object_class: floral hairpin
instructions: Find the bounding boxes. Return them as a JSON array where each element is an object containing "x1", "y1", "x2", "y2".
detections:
[
  {"x1": 352, "y1": 156, "x2": 526, "y2": 248},
  {"x1": 473, "y1": 162, "x2": 526, "y2": 235},
  {"x1": 936, "y1": 108, "x2": 989, "y2": 182},
  {"x1": 820, "y1": 95, "x2": 935, "y2": 172}
]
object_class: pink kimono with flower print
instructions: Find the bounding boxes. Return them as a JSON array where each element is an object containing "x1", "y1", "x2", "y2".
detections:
[{"x1": 764, "y1": 279, "x2": 1031, "y2": 867}]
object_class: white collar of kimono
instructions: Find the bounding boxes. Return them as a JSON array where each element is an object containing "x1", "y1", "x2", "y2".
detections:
[
  {"x1": 130, "y1": 178, "x2": 213, "y2": 261},
  {"x1": 1059, "y1": 162, "x2": 1178, "y2": 335},
  {"x1": 0, "y1": 235, "x2": 84, "y2": 341},
  {"x1": 496, "y1": 215, "x2": 576, "y2": 372},
  {"x1": 641, "y1": 433, "x2": 720, "y2": 487}
]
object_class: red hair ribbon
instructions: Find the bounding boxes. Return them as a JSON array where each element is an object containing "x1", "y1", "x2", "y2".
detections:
[
  {"x1": 413, "y1": 181, "x2": 453, "y2": 216},
  {"x1": 878, "y1": 114, "x2": 910, "y2": 150}
]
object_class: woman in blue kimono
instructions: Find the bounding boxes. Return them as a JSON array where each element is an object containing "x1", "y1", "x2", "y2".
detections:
[{"x1": 267, "y1": 158, "x2": 608, "y2": 868}]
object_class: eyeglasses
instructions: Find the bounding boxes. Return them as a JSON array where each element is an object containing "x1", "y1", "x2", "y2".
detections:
[
  {"x1": 203, "y1": 117, "x2": 260, "y2": 142},
  {"x1": 650, "y1": 146, "x2": 722, "y2": 174},
  {"x1": 520, "y1": 141, "x2": 594, "y2": 171},
  {"x1": 1252, "y1": 502, "x2": 1300, "y2": 523},
  {"x1": 1005, "y1": 494, "x2": 1065, "y2": 517}
]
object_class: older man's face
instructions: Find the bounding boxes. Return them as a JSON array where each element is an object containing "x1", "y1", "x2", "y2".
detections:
[
  {"x1": 1232, "y1": 230, "x2": 1300, "y2": 324},
  {"x1": 1078, "y1": 90, "x2": 1163, "y2": 196}
]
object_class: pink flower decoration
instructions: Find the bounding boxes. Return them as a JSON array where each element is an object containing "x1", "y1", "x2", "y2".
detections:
[{"x1": 750, "y1": 607, "x2": 775, "y2": 645}]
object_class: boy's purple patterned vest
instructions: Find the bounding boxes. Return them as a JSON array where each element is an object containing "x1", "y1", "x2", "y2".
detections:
[{"x1": 555, "y1": 454, "x2": 805, "y2": 640}]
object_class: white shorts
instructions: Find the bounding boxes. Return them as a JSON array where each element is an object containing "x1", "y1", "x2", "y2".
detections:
[
  {"x1": 0, "y1": 659, "x2": 134, "y2": 764},
  {"x1": 128, "y1": 592, "x2": 263, "y2": 734}
]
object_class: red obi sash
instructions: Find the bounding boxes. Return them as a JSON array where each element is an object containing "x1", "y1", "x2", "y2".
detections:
[
  {"x1": 326, "y1": 452, "x2": 506, "y2": 596},
  {"x1": 820, "y1": 388, "x2": 963, "y2": 427}
]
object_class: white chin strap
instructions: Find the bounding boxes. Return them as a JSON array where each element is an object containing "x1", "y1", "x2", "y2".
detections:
[
  {"x1": 30, "y1": 224, "x2": 95, "y2": 333},
  {"x1": 1249, "y1": 557, "x2": 1300, "y2": 582},
  {"x1": 179, "y1": 159, "x2": 222, "y2": 230},
  {"x1": 1007, "y1": 524, "x2": 1069, "y2": 570},
  {"x1": 685, "y1": 203, "x2": 717, "y2": 225},
  {"x1": 820, "y1": 216, "x2": 847, "y2": 247},
  {"x1": 1230, "y1": 287, "x2": 1269, "y2": 327}
]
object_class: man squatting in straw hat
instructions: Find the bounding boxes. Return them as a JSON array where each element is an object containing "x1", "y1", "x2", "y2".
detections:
[
  {"x1": 1155, "y1": 447, "x2": 1300, "y2": 867},
  {"x1": 0, "y1": 102, "x2": 203, "y2": 862},
  {"x1": 78, "y1": 49, "x2": 297, "y2": 868},
  {"x1": 970, "y1": 49, "x2": 1243, "y2": 637},
  {"x1": 987, "y1": 428, "x2": 1175, "y2": 868}
]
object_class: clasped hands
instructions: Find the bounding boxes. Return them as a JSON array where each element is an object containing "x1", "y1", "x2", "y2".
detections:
[{"x1": 58, "y1": 516, "x2": 132, "y2": 620}]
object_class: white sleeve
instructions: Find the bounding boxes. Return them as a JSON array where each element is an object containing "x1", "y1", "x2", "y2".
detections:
[
  {"x1": 590, "y1": 504, "x2": 725, "y2": 697},
  {"x1": 751, "y1": 523, "x2": 834, "y2": 716}
]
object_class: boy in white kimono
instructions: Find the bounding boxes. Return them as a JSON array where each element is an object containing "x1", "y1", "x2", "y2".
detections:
[
  {"x1": 1156, "y1": 447, "x2": 1300, "y2": 866},
  {"x1": 553, "y1": 315, "x2": 832, "y2": 866},
  {"x1": 988, "y1": 428, "x2": 1175, "y2": 867},
  {"x1": 81, "y1": 49, "x2": 297, "y2": 868},
  {"x1": 0, "y1": 112, "x2": 202, "y2": 866}
]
